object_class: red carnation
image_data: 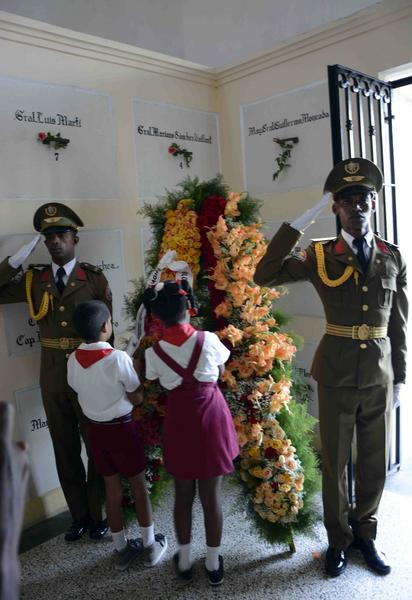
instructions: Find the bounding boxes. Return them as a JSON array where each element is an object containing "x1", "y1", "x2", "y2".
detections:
[
  {"x1": 264, "y1": 447, "x2": 278, "y2": 460},
  {"x1": 168, "y1": 145, "x2": 178, "y2": 155},
  {"x1": 38, "y1": 132, "x2": 46, "y2": 141},
  {"x1": 197, "y1": 195, "x2": 228, "y2": 330}
]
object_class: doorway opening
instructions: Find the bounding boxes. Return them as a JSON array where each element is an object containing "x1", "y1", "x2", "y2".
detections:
[{"x1": 382, "y1": 63, "x2": 412, "y2": 484}]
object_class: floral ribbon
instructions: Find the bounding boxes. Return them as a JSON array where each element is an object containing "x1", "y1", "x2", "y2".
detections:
[{"x1": 125, "y1": 250, "x2": 193, "y2": 356}]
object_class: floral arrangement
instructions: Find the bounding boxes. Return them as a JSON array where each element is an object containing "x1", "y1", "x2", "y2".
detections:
[
  {"x1": 168, "y1": 142, "x2": 193, "y2": 168},
  {"x1": 272, "y1": 137, "x2": 298, "y2": 181},
  {"x1": 160, "y1": 200, "x2": 201, "y2": 282},
  {"x1": 124, "y1": 175, "x2": 319, "y2": 546},
  {"x1": 37, "y1": 131, "x2": 70, "y2": 150}
]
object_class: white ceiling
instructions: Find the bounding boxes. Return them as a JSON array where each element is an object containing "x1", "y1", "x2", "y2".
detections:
[{"x1": 0, "y1": 0, "x2": 382, "y2": 67}]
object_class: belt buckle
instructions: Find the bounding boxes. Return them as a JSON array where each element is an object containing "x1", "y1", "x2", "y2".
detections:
[
  {"x1": 358, "y1": 324, "x2": 370, "y2": 340},
  {"x1": 59, "y1": 338, "x2": 70, "y2": 350}
]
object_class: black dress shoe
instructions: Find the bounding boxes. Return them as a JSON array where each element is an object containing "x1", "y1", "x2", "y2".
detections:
[
  {"x1": 325, "y1": 546, "x2": 347, "y2": 577},
  {"x1": 89, "y1": 518, "x2": 109, "y2": 540},
  {"x1": 205, "y1": 555, "x2": 224, "y2": 586},
  {"x1": 173, "y1": 553, "x2": 194, "y2": 584},
  {"x1": 353, "y1": 538, "x2": 391, "y2": 575},
  {"x1": 64, "y1": 517, "x2": 90, "y2": 542}
]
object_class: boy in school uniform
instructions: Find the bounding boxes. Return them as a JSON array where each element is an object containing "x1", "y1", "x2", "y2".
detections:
[{"x1": 67, "y1": 300, "x2": 167, "y2": 570}]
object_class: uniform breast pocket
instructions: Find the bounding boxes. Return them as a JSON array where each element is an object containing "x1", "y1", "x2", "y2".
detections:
[
  {"x1": 323, "y1": 281, "x2": 354, "y2": 307},
  {"x1": 378, "y1": 277, "x2": 397, "y2": 308}
]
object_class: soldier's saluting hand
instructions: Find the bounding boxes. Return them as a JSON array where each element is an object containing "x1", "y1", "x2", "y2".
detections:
[{"x1": 8, "y1": 234, "x2": 42, "y2": 269}]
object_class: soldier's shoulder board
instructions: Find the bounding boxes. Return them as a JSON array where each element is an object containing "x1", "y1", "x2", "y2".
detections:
[
  {"x1": 310, "y1": 236, "x2": 336, "y2": 244},
  {"x1": 80, "y1": 262, "x2": 103, "y2": 274},
  {"x1": 28, "y1": 263, "x2": 49, "y2": 271}
]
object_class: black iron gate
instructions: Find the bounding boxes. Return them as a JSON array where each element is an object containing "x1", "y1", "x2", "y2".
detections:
[{"x1": 327, "y1": 64, "x2": 401, "y2": 502}]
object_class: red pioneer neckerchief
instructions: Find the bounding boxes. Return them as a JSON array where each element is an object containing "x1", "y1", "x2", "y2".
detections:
[
  {"x1": 75, "y1": 348, "x2": 113, "y2": 368},
  {"x1": 161, "y1": 323, "x2": 196, "y2": 347}
]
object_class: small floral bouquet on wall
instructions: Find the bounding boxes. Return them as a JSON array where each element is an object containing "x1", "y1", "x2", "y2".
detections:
[
  {"x1": 168, "y1": 143, "x2": 193, "y2": 167},
  {"x1": 38, "y1": 131, "x2": 70, "y2": 150}
]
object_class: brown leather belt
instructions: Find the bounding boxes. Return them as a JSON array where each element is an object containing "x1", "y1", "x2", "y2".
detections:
[
  {"x1": 326, "y1": 323, "x2": 387, "y2": 340},
  {"x1": 41, "y1": 337, "x2": 82, "y2": 350}
]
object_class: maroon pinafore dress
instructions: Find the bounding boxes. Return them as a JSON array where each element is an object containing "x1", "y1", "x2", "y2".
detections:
[{"x1": 152, "y1": 331, "x2": 239, "y2": 479}]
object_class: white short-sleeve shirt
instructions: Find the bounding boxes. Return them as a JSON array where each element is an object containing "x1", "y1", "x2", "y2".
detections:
[
  {"x1": 67, "y1": 341, "x2": 140, "y2": 422},
  {"x1": 145, "y1": 331, "x2": 230, "y2": 390}
]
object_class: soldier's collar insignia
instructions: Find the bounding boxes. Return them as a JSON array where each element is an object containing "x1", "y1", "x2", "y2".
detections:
[
  {"x1": 76, "y1": 267, "x2": 87, "y2": 281},
  {"x1": 40, "y1": 269, "x2": 51, "y2": 282},
  {"x1": 45, "y1": 205, "x2": 57, "y2": 216},
  {"x1": 335, "y1": 239, "x2": 344, "y2": 254},
  {"x1": 376, "y1": 239, "x2": 390, "y2": 254},
  {"x1": 344, "y1": 161, "x2": 360, "y2": 175}
]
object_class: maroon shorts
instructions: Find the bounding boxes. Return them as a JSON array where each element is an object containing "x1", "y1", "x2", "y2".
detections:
[{"x1": 87, "y1": 415, "x2": 146, "y2": 478}]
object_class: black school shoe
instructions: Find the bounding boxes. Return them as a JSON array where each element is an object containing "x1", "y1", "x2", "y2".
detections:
[
  {"x1": 205, "y1": 555, "x2": 224, "y2": 586},
  {"x1": 173, "y1": 553, "x2": 194, "y2": 584},
  {"x1": 352, "y1": 538, "x2": 391, "y2": 575},
  {"x1": 64, "y1": 517, "x2": 90, "y2": 542},
  {"x1": 89, "y1": 518, "x2": 109, "y2": 540}
]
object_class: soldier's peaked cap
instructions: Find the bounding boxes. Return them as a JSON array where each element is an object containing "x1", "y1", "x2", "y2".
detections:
[
  {"x1": 33, "y1": 203, "x2": 84, "y2": 233},
  {"x1": 324, "y1": 158, "x2": 383, "y2": 195}
]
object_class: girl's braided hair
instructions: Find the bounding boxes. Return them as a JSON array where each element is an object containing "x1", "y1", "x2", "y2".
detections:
[{"x1": 142, "y1": 279, "x2": 197, "y2": 323}]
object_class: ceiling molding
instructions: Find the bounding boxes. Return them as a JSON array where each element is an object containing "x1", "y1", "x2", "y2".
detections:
[
  {"x1": 214, "y1": 0, "x2": 412, "y2": 86},
  {"x1": 0, "y1": 1, "x2": 411, "y2": 89},
  {"x1": 0, "y1": 10, "x2": 215, "y2": 87}
]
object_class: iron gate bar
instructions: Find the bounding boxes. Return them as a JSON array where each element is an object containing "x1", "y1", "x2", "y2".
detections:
[
  {"x1": 387, "y1": 92, "x2": 398, "y2": 244},
  {"x1": 377, "y1": 100, "x2": 388, "y2": 239},
  {"x1": 356, "y1": 91, "x2": 366, "y2": 158},
  {"x1": 327, "y1": 65, "x2": 343, "y2": 164},
  {"x1": 344, "y1": 85, "x2": 354, "y2": 157}
]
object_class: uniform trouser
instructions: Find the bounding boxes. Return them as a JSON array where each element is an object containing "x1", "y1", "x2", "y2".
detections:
[
  {"x1": 318, "y1": 383, "x2": 392, "y2": 550},
  {"x1": 41, "y1": 388, "x2": 103, "y2": 522}
]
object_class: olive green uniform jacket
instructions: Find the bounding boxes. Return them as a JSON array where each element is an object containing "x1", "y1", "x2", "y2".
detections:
[{"x1": 254, "y1": 223, "x2": 408, "y2": 388}]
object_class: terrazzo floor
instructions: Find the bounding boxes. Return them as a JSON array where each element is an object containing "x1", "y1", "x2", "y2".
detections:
[{"x1": 20, "y1": 469, "x2": 412, "y2": 600}]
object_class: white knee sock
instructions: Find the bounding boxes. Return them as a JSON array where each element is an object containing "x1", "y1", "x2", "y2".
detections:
[
  {"x1": 112, "y1": 529, "x2": 127, "y2": 551},
  {"x1": 178, "y1": 543, "x2": 192, "y2": 571},
  {"x1": 141, "y1": 524, "x2": 155, "y2": 548},
  {"x1": 205, "y1": 545, "x2": 220, "y2": 571}
]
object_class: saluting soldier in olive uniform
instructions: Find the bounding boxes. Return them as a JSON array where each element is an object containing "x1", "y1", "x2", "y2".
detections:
[
  {"x1": 0, "y1": 203, "x2": 112, "y2": 541},
  {"x1": 254, "y1": 158, "x2": 408, "y2": 577}
]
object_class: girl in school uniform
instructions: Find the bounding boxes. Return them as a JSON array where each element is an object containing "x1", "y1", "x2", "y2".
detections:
[{"x1": 143, "y1": 280, "x2": 239, "y2": 586}]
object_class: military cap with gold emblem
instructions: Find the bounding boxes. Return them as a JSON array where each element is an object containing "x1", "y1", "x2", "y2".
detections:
[
  {"x1": 324, "y1": 158, "x2": 383, "y2": 195},
  {"x1": 33, "y1": 202, "x2": 84, "y2": 234}
]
